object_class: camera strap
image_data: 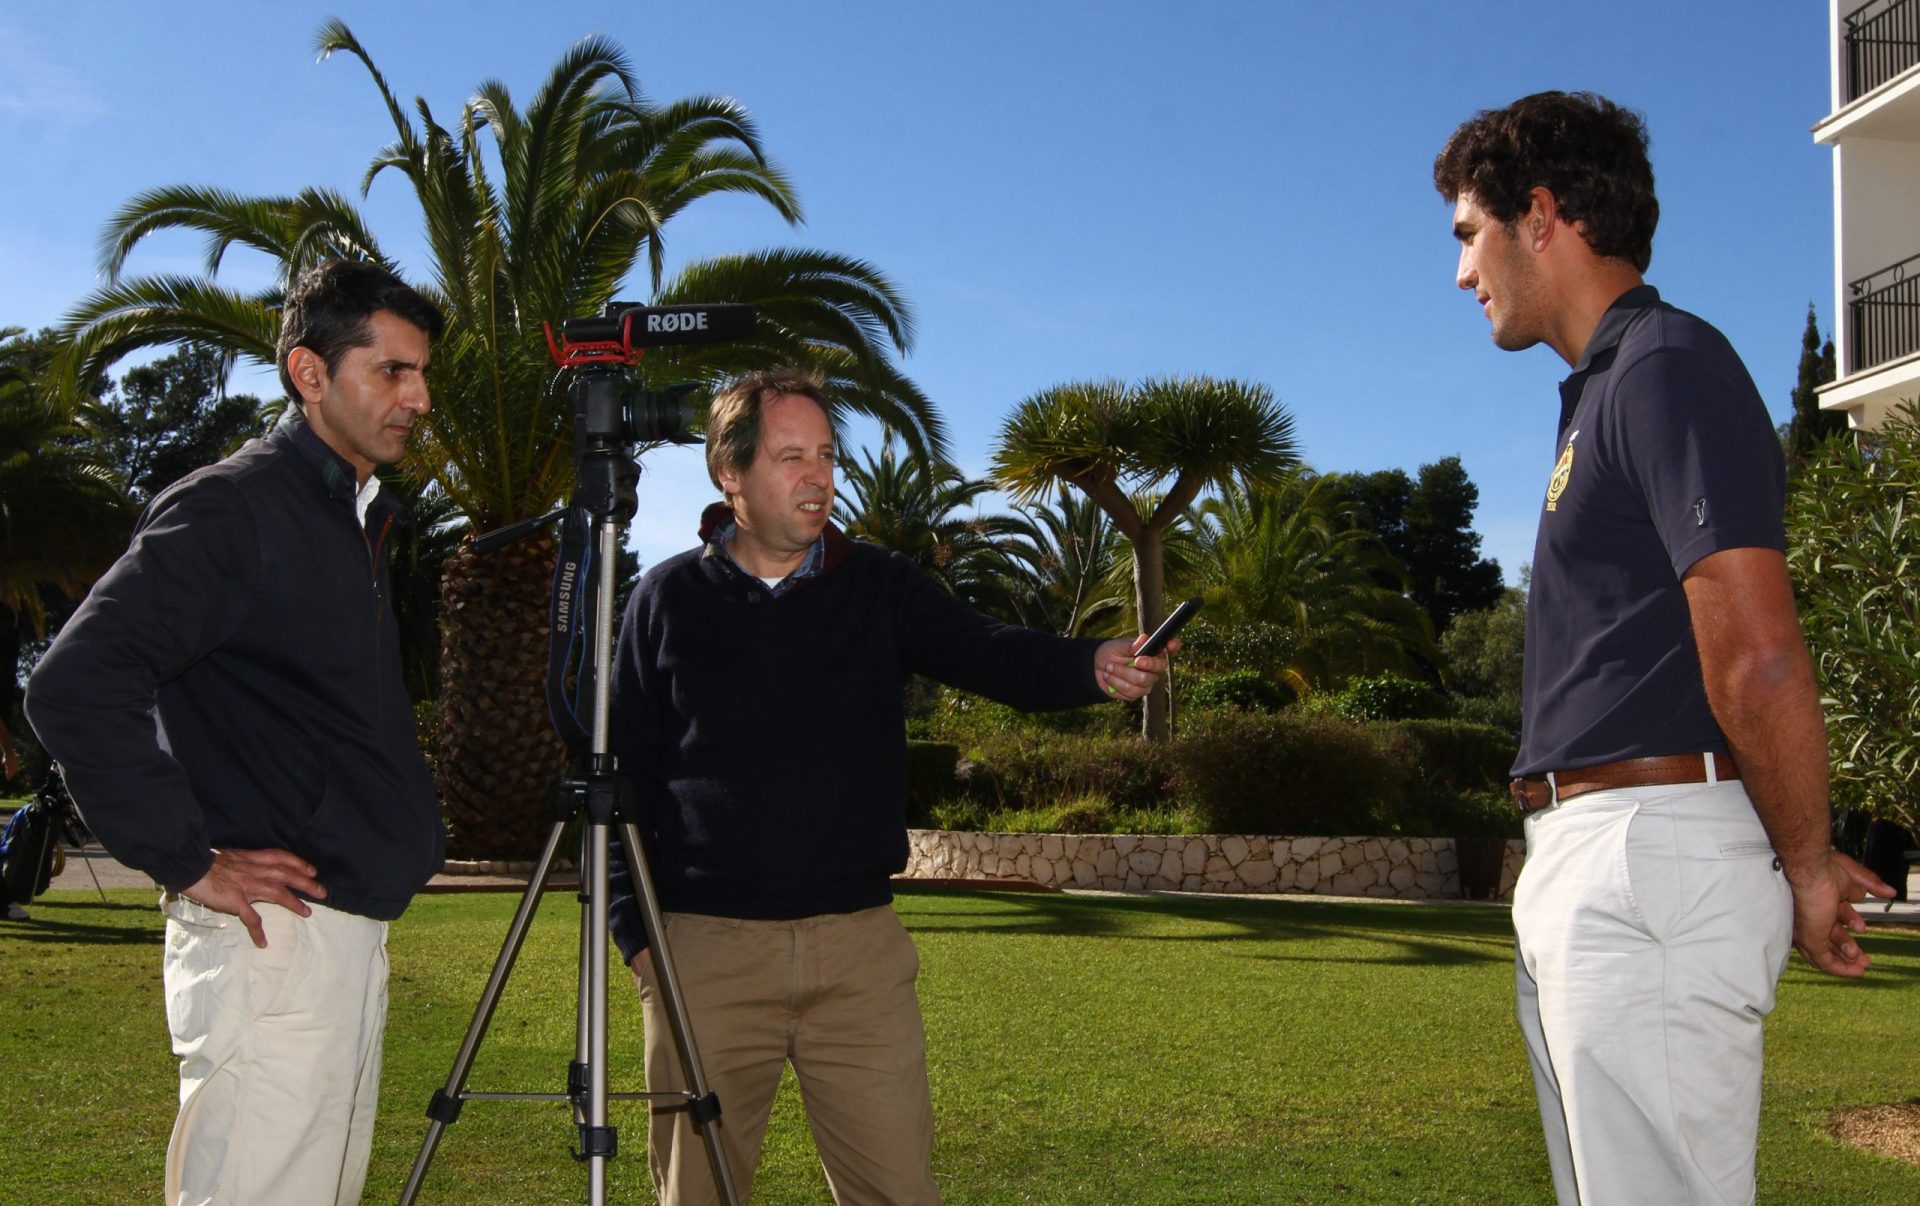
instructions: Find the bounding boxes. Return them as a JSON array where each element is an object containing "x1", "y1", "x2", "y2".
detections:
[{"x1": 546, "y1": 506, "x2": 593, "y2": 753}]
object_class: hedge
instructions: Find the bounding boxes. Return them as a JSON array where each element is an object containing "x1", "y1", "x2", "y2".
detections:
[{"x1": 917, "y1": 709, "x2": 1521, "y2": 839}]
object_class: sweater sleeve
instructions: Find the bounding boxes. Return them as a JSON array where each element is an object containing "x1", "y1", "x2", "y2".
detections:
[
  {"x1": 606, "y1": 575, "x2": 666, "y2": 962},
  {"x1": 24, "y1": 476, "x2": 260, "y2": 891},
  {"x1": 886, "y1": 551, "x2": 1109, "y2": 711}
]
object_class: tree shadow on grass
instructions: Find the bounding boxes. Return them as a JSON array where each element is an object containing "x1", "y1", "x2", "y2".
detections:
[
  {"x1": 899, "y1": 887, "x2": 1517, "y2": 967},
  {"x1": 0, "y1": 918, "x2": 159, "y2": 946},
  {"x1": 0, "y1": 896, "x2": 162, "y2": 946}
]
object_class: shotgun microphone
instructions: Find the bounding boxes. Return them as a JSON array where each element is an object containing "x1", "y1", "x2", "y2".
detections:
[{"x1": 561, "y1": 303, "x2": 757, "y2": 348}]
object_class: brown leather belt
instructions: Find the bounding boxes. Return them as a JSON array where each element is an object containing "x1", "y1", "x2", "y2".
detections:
[{"x1": 1509, "y1": 753, "x2": 1740, "y2": 815}]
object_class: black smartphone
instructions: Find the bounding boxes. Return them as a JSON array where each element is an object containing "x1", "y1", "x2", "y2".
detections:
[{"x1": 1137, "y1": 597, "x2": 1203, "y2": 657}]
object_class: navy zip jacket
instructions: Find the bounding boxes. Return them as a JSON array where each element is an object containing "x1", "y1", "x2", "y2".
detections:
[
  {"x1": 606, "y1": 508, "x2": 1107, "y2": 962},
  {"x1": 25, "y1": 410, "x2": 444, "y2": 920}
]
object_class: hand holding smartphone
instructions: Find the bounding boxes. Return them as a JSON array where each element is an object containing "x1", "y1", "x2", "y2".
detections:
[{"x1": 1137, "y1": 597, "x2": 1202, "y2": 657}]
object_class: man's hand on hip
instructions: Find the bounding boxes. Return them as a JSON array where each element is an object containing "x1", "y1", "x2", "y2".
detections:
[
  {"x1": 1784, "y1": 848, "x2": 1894, "y2": 977},
  {"x1": 180, "y1": 848, "x2": 328, "y2": 949}
]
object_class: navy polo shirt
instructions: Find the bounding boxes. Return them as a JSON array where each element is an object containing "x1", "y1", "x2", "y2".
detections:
[{"x1": 1513, "y1": 285, "x2": 1786, "y2": 777}]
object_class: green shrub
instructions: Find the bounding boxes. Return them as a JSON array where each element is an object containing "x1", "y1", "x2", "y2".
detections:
[
  {"x1": 1176, "y1": 618, "x2": 1300, "y2": 680},
  {"x1": 959, "y1": 728, "x2": 1180, "y2": 815},
  {"x1": 1333, "y1": 672, "x2": 1451, "y2": 722},
  {"x1": 414, "y1": 700, "x2": 441, "y2": 766},
  {"x1": 1184, "y1": 669, "x2": 1293, "y2": 713},
  {"x1": 1409, "y1": 787, "x2": 1522, "y2": 840},
  {"x1": 1173, "y1": 710, "x2": 1412, "y2": 834},
  {"x1": 921, "y1": 792, "x2": 1205, "y2": 836},
  {"x1": 909, "y1": 686, "x2": 1135, "y2": 744},
  {"x1": 1447, "y1": 692, "x2": 1521, "y2": 737},
  {"x1": 904, "y1": 740, "x2": 961, "y2": 826},
  {"x1": 1389, "y1": 719, "x2": 1517, "y2": 793}
]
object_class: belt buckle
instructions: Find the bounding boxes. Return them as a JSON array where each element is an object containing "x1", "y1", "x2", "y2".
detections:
[{"x1": 1510, "y1": 775, "x2": 1556, "y2": 814}]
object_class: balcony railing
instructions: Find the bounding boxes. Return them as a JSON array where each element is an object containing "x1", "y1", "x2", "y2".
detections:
[
  {"x1": 1849, "y1": 251, "x2": 1920, "y2": 372},
  {"x1": 1845, "y1": 0, "x2": 1920, "y2": 103}
]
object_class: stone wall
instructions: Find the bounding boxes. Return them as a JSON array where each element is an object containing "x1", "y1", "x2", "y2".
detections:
[{"x1": 904, "y1": 830, "x2": 1526, "y2": 902}]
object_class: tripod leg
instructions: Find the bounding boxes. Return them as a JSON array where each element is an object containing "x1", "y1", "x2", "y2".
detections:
[
  {"x1": 582, "y1": 822, "x2": 614, "y2": 1204},
  {"x1": 619, "y1": 820, "x2": 742, "y2": 1205},
  {"x1": 399, "y1": 820, "x2": 569, "y2": 1205}
]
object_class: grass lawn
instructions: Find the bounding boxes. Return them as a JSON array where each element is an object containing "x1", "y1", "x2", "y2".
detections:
[{"x1": 4, "y1": 887, "x2": 1918, "y2": 1204}]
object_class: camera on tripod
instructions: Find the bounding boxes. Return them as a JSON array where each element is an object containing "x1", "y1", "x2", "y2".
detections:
[
  {"x1": 547, "y1": 301, "x2": 756, "y2": 445},
  {"x1": 413, "y1": 299, "x2": 760, "y2": 1204}
]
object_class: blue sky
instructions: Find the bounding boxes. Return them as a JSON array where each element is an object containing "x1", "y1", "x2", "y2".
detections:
[{"x1": 0, "y1": 3, "x2": 1836, "y2": 583}]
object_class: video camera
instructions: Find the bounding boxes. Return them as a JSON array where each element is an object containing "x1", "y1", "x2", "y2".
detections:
[{"x1": 544, "y1": 302, "x2": 757, "y2": 458}]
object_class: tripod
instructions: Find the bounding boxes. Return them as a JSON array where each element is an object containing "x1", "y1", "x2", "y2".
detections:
[{"x1": 401, "y1": 454, "x2": 741, "y2": 1204}]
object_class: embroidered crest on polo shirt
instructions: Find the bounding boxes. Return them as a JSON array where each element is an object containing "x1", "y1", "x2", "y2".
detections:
[{"x1": 1546, "y1": 430, "x2": 1578, "y2": 512}]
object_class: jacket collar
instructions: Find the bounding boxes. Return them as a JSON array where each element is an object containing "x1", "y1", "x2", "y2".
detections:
[{"x1": 272, "y1": 406, "x2": 404, "y2": 527}]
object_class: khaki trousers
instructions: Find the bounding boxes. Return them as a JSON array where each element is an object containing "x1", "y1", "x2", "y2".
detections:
[
  {"x1": 634, "y1": 904, "x2": 940, "y2": 1205},
  {"x1": 160, "y1": 896, "x2": 388, "y2": 1206},
  {"x1": 1514, "y1": 779, "x2": 1793, "y2": 1205}
]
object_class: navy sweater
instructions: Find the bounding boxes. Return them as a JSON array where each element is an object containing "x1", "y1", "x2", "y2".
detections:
[
  {"x1": 25, "y1": 413, "x2": 444, "y2": 919},
  {"x1": 607, "y1": 516, "x2": 1106, "y2": 960}
]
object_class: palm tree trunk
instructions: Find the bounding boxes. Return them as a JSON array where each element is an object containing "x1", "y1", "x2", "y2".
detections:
[
  {"x1": 1131, "y1": 533, "x2": 1170, "y2": 742},
  {"x1": 436, "y1": 533, "x2": 568, "y2": 859}
]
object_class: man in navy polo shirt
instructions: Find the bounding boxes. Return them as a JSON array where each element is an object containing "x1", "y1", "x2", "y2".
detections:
[{"x1": 1433, "y1": 92, "x2": 1892, "y2": 1204}]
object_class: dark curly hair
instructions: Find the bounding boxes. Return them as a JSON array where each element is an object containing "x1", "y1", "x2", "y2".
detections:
[{"x1": 1433, "y1": 91, "x2": 1658, "y2": 273}]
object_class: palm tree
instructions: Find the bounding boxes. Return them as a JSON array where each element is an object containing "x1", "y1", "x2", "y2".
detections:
[
  {"x1": 834, "y1": 435, "x2": 1018, "y2": 607},
  {"x1": 53, "y1": 23, "x2": 942, "y2": 856},
  {"x1": 992, "y1": 376, "x2": 1298, "y2": 740},
  {"x1": 0, "y1": 328, "x2": 134, "y2": 736},
  {"x1": 1189, "y1": 473, "x2": 1435, "y2": 694},
  {"x1": 980, "y1": 486, "x2": 1129, "y2": 637}
]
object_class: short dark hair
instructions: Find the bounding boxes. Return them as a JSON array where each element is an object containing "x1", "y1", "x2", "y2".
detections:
[
  {"x1": 1433, "y1": 91, "x2": 1659, "y2": 273},
  {"x1": 276, "y1": 259, "x2": 444, "y2": 403},
  {"x1": 704, "y1": 367, "x2": 834, "y2": 491}
]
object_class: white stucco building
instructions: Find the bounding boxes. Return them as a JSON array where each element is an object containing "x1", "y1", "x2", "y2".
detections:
[{"x1": 1813, "y1": 0, "x2": 1920, "y2": 431}]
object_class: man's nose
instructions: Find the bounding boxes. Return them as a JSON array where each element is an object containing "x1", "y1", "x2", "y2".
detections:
[{"x1": 1455, "y1": 249, "x2": 1476, "y2": 292}]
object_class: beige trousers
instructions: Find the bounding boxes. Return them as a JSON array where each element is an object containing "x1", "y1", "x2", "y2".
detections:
[
  {"x1": 634, "y1": 904, "x2": 940, "y2": 1205},
  {"x1": 161, "y1": 896, "x2": 388, "y2": 1206}
]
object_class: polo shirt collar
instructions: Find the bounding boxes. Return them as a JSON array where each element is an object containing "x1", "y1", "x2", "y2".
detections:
[
  {"x1": 1559, "y1": 285, "x2": 1661, "y2": 433},
  {"x1": 1569, "y1": 284, "x2": 1660, "y2": 375}
]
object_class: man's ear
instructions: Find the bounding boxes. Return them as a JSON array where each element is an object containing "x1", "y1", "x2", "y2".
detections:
[
  {"x1": 286, "y1": 346, "x2": 329, "y2": 406},
  {"x1": 1525, "y1": 186, "x2": 1562, "y2": 252}
]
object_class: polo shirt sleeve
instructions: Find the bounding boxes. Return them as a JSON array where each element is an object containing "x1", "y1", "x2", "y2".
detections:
[
  {"x1": 1607, "y1": 346, "x2": 1787, "y2": 579},
  {"x1": 24, "y1": 476, "x2": 260, "y2": 891}
]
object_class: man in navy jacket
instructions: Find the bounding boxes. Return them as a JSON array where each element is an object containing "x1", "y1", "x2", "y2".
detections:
[
  {"x1": 28, "y1": 259, "x2": 445, "y2": 1205},
  {"x1": 609, "y1": 368, "x2": 1171, "y2": 1205}
]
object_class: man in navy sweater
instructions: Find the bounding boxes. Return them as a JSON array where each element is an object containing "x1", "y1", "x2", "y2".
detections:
[
  {"x1": 28, "y1": 260, "x2": 444, "y2": 1205},
  {"x1": 608, "y1": 368, "x2": 1170, "y2": 1204}
]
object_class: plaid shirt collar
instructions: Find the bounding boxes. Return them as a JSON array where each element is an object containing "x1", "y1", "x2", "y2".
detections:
[{"x1": 708, "y1": 516, "x2": 825, "y2": 596}]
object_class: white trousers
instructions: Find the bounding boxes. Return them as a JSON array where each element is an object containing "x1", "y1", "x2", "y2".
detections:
[
  {"x1": 161, "y1": 896, "x2": 389, "y2": 1206},
  {"x1": 1513, "y1": 778, "x2": 1793, "y2": 1205}
]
